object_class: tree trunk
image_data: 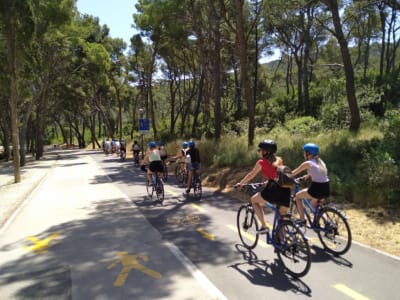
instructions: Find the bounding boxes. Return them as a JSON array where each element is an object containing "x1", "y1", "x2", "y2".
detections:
[
  {"x1": 236, "y1": 0, "x2": 255, "y2": 146},
  {"x1": 321, "y1": 0, "x2": 360, "y2": 131},
  {"x1": 6, "y1": 9, "x2": 21, "y2": 182}
]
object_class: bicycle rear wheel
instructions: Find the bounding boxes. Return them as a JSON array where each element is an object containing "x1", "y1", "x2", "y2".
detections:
[
  {"x1": 193, "y1": 175, "x2": 202, "y2": 201},
  {"x1": 275, "y1": 220, "x2": 311, "y2": 278},
  {"x1": 237, "y1": 204, "x2": 259, "y2": 249},
  {"x1": 146, "y1": 177, "x2": 153, "y2": 198},
  {"x1": 315, "y1": 206, "x2": 352, "y2": 255},
  {"x1": 156, "y1": 177, "x2": 164, "y2": 204}
]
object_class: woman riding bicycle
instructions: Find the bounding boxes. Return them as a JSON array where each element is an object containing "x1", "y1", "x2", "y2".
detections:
[
  {"x1": 236, "y1": 139, "x2": 291, "y2": 234},
  {"x1": 291, "y1": 143, "x2": 330, "y2": 225},
  {"x1": 141, "y1": 141, "x2": 164, "y2": 185}
]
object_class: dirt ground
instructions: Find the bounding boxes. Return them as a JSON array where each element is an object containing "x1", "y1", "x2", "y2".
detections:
[{"x1": 201, "y1": 166, "x2": 400, "y2": 258}]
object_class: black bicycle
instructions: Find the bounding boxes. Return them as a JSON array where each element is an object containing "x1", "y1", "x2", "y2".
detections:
[
  {"x1": 235, "y1": 183, "x2": 311, "y2": 278},
  {"x1": 289, "y1": 178, "x2": 351, "y2": 255},
  {"x1": 162, "y1": 159, "x2": 168, "y2": 181},
  {"x1": 192, "y1": 168, "x2": 202, "y2": 200},
  {"x1": 175, "y1": 161, "x2": 188, "y2": 186}
]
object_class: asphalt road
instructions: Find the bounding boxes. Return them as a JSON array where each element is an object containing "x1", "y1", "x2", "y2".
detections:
[{"x1": 0, "y1": 150, "x2": 399, "y2": 299}]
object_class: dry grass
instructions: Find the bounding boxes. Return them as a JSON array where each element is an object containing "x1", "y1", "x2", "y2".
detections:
[{"x1": 202, "y1": 166, "x2": 400, "y2": 258}]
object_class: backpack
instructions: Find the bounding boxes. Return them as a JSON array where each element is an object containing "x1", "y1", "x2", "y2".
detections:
[{"x1": 276, "y1": 165, "x2": 294, "y2": 188}]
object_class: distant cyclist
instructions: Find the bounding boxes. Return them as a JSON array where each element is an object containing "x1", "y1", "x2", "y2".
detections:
[
  {"x1": 157, "y1": 141, "x2": 168, "y2": 164},
  {"x1": 184, "y1": 140, "x2": 200, "y2": 195},
  {"x1": 132, "y1": 140, "x2": 140, "y2": 164}
]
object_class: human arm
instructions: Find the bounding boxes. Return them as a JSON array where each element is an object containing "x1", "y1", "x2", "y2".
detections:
[
  {"x1": 237, "y1": 161, "x2": 262, "y2": 186},
  {"x1": 291, "y1": 161, "x2": 310, "y2": 178}
]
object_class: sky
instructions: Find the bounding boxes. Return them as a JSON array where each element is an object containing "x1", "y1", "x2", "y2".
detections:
[
  {"x1": 75, "y1": 0, "x2": 279, "y2": 62},
  {"x1": 76, "y1": 0, "x2": 138, "y2": 45}
]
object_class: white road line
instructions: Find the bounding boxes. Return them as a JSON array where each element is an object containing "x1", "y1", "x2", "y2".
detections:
[
  {"x1": 333, "y1": 284, "x2": 370, "y2": 300},
  {"x1": 165, "y1": 241, "x2": 228, "y2": 300}
]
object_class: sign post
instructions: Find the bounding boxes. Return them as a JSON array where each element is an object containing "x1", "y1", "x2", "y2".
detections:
[{"x1": 139, "y1": 118, "x2": 150, "y2": 159}]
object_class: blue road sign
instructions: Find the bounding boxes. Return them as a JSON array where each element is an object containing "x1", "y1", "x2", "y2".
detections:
[{"x1": 139, "y1": 118, "x2": 150, "y2": 134}]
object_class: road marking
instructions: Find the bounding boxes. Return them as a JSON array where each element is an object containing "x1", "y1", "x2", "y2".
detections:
[
  {"x1": 226, "y1": 224, "x2": 269, "y2": 248},
  {"x1": 107, "y1": 252, "x2": 162, "y2": 287},
  {"x1": 24, "y1": 232, "x2": 60, "y2": 254},
  {"x1": 165, "y1": 242, "x2": 228, "y2": 300},
  {"x1": 333, "y1": 284, "x2": 370, "y2": 300},
  {"x1": 165, "y1": 187, "x2": 178, "y2": 196},
  {"x1": 197, "y1": 227, "x2": 215, "y2": 240},
  {"x1": 190, "y1": 203, "x2": 206, "y2": 213}
]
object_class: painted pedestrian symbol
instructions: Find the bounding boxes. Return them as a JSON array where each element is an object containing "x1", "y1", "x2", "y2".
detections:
[
  {"x1": 24, "y1": 232, "x2": 60, "y2": 254},
  {"x1": 107, "y1": 252, "x2": 162, "y2": 287}
]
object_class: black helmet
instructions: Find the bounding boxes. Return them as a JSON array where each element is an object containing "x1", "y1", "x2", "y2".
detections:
[{"x1": 258, "y1": 139, "x2": 277, "y2": 153}]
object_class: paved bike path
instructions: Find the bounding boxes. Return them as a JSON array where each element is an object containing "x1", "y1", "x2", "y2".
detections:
[{"x1": 0, "y1": 150, "x2": 219, "y2": 299}]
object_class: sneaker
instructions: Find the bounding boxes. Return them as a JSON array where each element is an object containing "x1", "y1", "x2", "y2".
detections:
[{"x1": 257, "y1": 227, "x2": 269, "y2": 235}]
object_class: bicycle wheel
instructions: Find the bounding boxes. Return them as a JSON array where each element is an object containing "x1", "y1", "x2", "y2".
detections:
[
  {"x1": 146, "y1": 177, "x2": 153, "y2": 197},
  {"x1": 163, "y1": 163, "x2": 168, "y2": 181},
  {"x1": 236, "y1": 204, "x2": 259, "y2": 249},
  {"x1": 193, "y1": 176, "x2": 202, "y2": 201},
  {"x1": 275, "y1": 220, "x2": 311, "y2": 278},
  {"x1": 315, "y1": 206, "x2": 352, "y2": 255},
  {"x1": 156, "y1": 177, "x2": 165, "y2": 203}
]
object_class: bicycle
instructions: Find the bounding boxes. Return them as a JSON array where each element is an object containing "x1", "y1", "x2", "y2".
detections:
[
  {"x1": 133, "y1": 151, "x2": 140, "y2": 166},
  {"x1": 289, "y1": 178, "x2": 352, "y2": 256},
  {"x1": 192, "y1": 168, "x2": 202, "y2": 200},
  {"x1": 145, "y1": 167, "x2": 165, "y2": 204},
  {"x1": 175, "y1": 161, "x2": 188, "y2": 186},
  {"x1": 235, "y1": 183, "x2": 311, "y2": 278},
  {"x1": 161, "y1": 159, "x2": 168, "y2": 181}
]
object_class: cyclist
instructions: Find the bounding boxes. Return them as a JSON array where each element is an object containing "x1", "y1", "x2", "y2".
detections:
[
  {"x1": 141, "y1": 141, "x2": 164, "y2": 186},
  {"x1": 119, "y1": 139, "x2": 127, "y2": 160},
  {"x1": 184, "y1": 140, "x2": 200, "y2": 195},
  {"x1": 235, "y1": 139, "x2": 291, "y2": 234},
  {"x1": 157, "y1": 141, "x2": 168, "y2": 165},
  {"x1": 291, "y1": 143, "x2": 330, "y2": 225},
  {"x1": 132, "y1": 140, "x2": 140, "y2": 164},
  {"x1": 174, "y1": 141, "x2": 189, "y2": 169}
]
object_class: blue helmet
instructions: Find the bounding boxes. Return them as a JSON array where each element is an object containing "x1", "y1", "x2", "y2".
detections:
[
  {"x1": 182, "y1": 141, "x2": 188, "y2": 149},
  {"x1": 156, "y1": 141, "x2": 163, "y2": 146},
  {"x1": 303, "y1": 143, "x2": 319, "y2": 155},
  {"x1": 148, "y1": 141, "x2": 156, "y2": 148},
  {"x1": 188, "y1": 140, "x2": 195, "y2": 148}
]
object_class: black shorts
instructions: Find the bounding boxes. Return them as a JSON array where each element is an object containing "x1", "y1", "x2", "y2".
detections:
[
  {"x1": 260, "y1": 180, "x2": 291, "y2": 207},
  {"x1": 149, "y1": 161, "x2": 164, "y2": 173},
  {"x1": 308, "y1": 181, "x2": 330, "y2": 199}
]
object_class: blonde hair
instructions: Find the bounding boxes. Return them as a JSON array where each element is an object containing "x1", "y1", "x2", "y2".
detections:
[{"x1": 315, "y1": 157, "x2": 328, "y2": 176}]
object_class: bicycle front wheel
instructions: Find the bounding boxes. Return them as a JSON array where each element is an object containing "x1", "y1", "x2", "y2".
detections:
[
  {"x1": 193, "y1": 176, "x2": 202, "y2": 201},
  {"x1": 315, "y1": 206, "x2": 352, "y2": 255},
  {"x1": 236, "y1": 204, "x2": 259, "y2": 249},
  {"x1": 275, "y1": 220, "x2": 311, "y2": 278}
]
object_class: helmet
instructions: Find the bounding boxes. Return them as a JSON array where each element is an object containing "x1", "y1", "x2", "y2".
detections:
[
  {"x1": 303, "y1": 143, "x2": 319, "y2": 155},
  {"x1": 148, "y1": 141, "x2": 156, "y2": 148},
  {"x1": 182, "y1": 141, "x2": 188, "y2": 148},
  {"x1": 258, "y1": 139, "x2": 277, "y2": 153},
  {"x1": 188, "y1": 140, "x2": 195, "y2": 148},
  {"x1": 157, "y1": 141, "x2": 163, "y2": 146}
]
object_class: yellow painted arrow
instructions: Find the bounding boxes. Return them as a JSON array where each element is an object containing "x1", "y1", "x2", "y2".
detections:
[
  {"x1": 24, "y1": 232, "x2": 60, "y2": 254},
  {"x1": 196, "y1": 227, "x2": 215, "y2": 240}
]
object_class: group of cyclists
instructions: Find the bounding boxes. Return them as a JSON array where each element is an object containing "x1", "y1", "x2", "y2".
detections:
[
  {"x1": 138, "y1": 139, "x2": 201, "y2": 199},
  {"x1": 104, "y1": 136, "x2": 329, "y2": 232},
  {"x1": 236, "y1": 139, "x2": 330, "y2": 234}
]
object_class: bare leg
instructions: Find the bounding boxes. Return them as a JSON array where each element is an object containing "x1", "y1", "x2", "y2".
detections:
[
  {"x1": 186, "y1": 170, "x2": 193, "y2": 191},
  {"x1": 251, "y1": 193, "x2": 267, "y2": 228},
  {"x1": 295, "y1": 189, "x2": 312, "y2": 221}
]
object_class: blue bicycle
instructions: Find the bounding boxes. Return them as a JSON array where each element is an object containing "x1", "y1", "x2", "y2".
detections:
[
  {"x1": 235, "y1": 183, "x2": 311, "y2": 278},
  {"x1": 289, "y1": 178, "x2": 352, "y2": 255},
  {"x1": 144, "y1": 167, "x2": 164, "y2": 204}
]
